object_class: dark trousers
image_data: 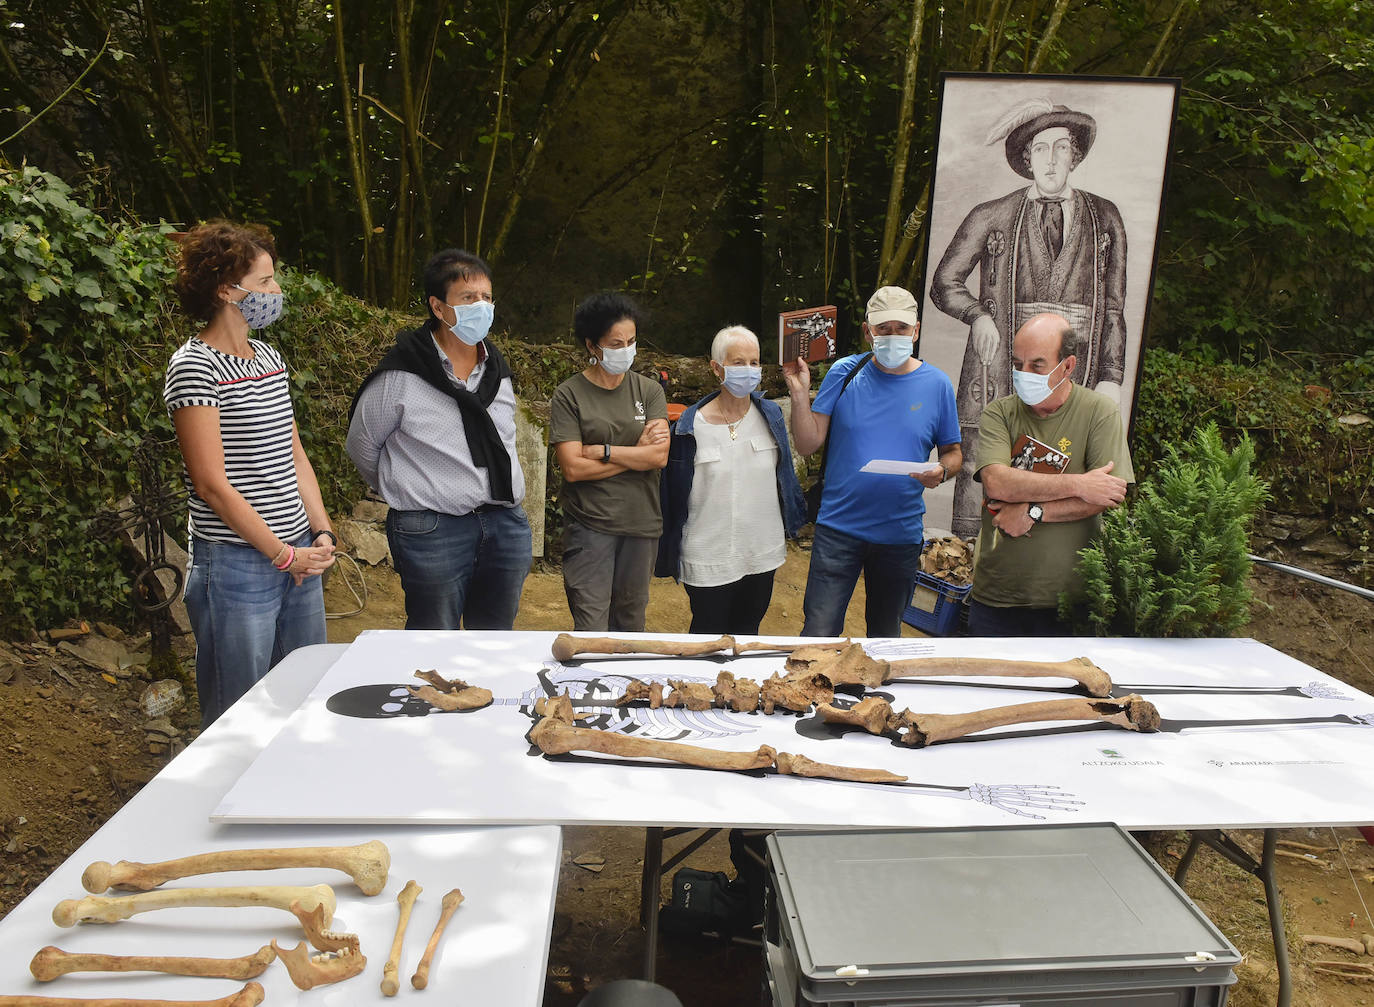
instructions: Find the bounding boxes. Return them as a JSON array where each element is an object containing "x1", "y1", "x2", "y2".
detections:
[
  {"x1": 684, "y1": 570, "x2": 776, "y2": 635},
  {"x1": 967, "y1": 598, "x2": 1073, "y2": 637}
]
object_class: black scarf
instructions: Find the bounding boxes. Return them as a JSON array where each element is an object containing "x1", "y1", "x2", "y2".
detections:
[{"x1": 349, "y1": 322, "x2": 515, "y2": 503}]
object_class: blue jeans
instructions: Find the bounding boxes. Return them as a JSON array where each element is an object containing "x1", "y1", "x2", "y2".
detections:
[
  {"x1": 386, "y1": 505, "x2": 532, "y2": 630},
  {"x1": 801, "y1": 524, "x2": 923, "y2": 638},
  {"x1": 184, "y1": 531, "x2": 326, "y2": 728}
]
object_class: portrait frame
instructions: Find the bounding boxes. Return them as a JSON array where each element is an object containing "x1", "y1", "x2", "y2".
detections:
[{"x1": 917, "y1": 71, "x2": 1181, "y2": 539}]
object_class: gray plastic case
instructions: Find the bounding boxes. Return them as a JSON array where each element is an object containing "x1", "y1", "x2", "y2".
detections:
[{"x1": 764, "y1": 823, "x2": 1241, "y2": 1006}]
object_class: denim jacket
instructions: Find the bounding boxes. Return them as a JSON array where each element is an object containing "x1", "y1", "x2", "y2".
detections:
[{"x1": 653, "y1": 390, "x2": 807, "y2": 580}]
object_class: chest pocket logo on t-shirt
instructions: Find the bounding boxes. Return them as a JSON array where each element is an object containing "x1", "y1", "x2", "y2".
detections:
[{"x1": 634, "y1": 399, "x2": 646, "y2": 421}]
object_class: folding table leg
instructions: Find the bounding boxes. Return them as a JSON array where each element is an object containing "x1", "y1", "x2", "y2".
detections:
[{"x1": 1174, "y1": 828, "x2": 1290, "y2": 1007}]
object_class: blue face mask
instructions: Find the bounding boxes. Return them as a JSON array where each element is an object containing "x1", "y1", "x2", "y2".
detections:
[
  {"x1": 446, "y1": 299, "x2": 494, "y2": 346},
  {"x1": 231, "y1": 286, "x2": 284, "y2": 329},
  {"x1": 598, "y1": 344, "x2": 636, "y2": 375},
  {"x1": 1012, "y1": 363, "x2": 1068, "y2": 406},
  {"x1": 872, "y1": 335, "x2": 913, "y2": 369},
  {"x1": 721, "y1": 364, "x2": 761, "y2": 397}
]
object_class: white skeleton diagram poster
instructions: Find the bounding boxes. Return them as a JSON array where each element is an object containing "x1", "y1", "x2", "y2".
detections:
[
  {"x1": 214, "y1": 631, "x2": 1374, "y2": 831},
  {"x1": 918, "y1": 73, "x2": 1179, "y2": 539}
]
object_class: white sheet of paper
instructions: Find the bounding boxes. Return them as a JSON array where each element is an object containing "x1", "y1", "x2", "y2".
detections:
[{"x1": 861, "y1": 458, "x2": 943, "y2": 475}]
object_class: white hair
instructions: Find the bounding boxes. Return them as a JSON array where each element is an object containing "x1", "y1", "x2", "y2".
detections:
[{"x1": 710, "y1": 325, "x2": 759, "y2": 364}]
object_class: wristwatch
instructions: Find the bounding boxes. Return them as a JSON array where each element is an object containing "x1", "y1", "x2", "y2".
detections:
[
  {"x1": 1028, "y1": 503, "x2": 1044, "y2": 524},
  {"x1": 603, "y1": 443, "x2": 612, "y2": 463}
]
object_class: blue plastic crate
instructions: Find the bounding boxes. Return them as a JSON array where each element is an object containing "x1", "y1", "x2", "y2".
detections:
[{"x1": 901, "y1": 569, "x2": 972, "y2": 636}]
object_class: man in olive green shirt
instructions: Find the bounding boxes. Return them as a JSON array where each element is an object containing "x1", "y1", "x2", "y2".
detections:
[{"x1": 969, "y1": 312, "x2": 1133, "y2": 635}]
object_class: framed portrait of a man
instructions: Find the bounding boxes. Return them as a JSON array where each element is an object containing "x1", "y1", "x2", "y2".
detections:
[{"x1": 918, "y1": 72, "x2": 1180, "y2": 539}]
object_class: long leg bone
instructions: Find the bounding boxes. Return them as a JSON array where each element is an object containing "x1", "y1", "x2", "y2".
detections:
[
  {"x1": 787, "y1": 644, "x2": 1114, "y2": 697},
  {"x1": 0, "y1": 984, "x2": 264, "y2": 1007},
  {"x1": 290, "y1": 900, "x2": 360, "y2": 953},
  {"x1": 29, "y1": 946, "x2": 275, "y2": 982},
  {"x1": 528, "y1": 717, "x2": 776, "y2": 771},
  {"x1": 818, "y1": 695, "x2": 1159, "y2": 746},
  {"x1": 382, "y1": 880, "x2": 422, "y2": 997},
  {"x1": 411, "y1": 888, "x2": 465, "y2": 990},
  {"x1": 81, "y1": 841, "x2": 390, "y2": 896},
  {"x1": 551, "y1": 634, "x2": 734, "y2": 661},
  {"x1": 901, "y1": 695, "x2": 1157, "y2": 746},
  {"x1": 271, "y1": 940, "x2": 366, "y2": 990},
  {"x1": 52, "y1": 884, "x2": 336, "y2": 928}
]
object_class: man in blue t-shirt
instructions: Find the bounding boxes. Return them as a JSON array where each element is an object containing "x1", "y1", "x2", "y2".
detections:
[{"x1": 784, "y1": 286, "x2": 963, "y2": 637}]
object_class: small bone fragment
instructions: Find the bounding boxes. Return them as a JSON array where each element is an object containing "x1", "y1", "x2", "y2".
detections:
[
  {"x1": 1278, "y1": 840, "x2": 1334, "y2": 853},
  {"x1": 382, "y1": 880, "x2": 422, "y2": 997},
  {"x1": 614, "y1": 679, "x2": 663, "y2": 708},
  {"x1": 0, "y1": 983, "x2": 264, "y2": 1007},
  {"x1": 1311, "y1": 960, "x2": 1374, "y2": 979},
  {"x1": 1302, "y1": 933, "x2": 1374, "y2": 956},
  {"x1": 551, "y1": 633, "x2": 734, "y2": 661},
  {"x1": 528, "y1": 717, "x2": 777, "y2": 771},
  {"x1": 816, "y1": 696, "x2": 902, "y2": 736},
  {"x1": 272, "y1": 940, "x2": 366, "y2": 990},
  {"x1": 897, "y1": 695, "x2": 1159, "y2": 747},
  {"x1": 788, "y1": 643, "x2": 890, "y2": 688},
  {"x1": 411, "y1": 887, "x2": 464, "y2": 990},
  {"x1": 712, "y1": 671, "x2": 761, "y2": 713},
  {"x1": 406, "y1": 683, "x2": 493, "y2": 711},
  {"x1": 663, "y1": 680, "x2": 715, "y2": 711},
  {"x1": 1273, "y1": 849, "x2": 1329, "y2": 867},
  {"x1": 81, "y1": 840, "x2": 390, "y2": 895},
  {"x1": 30, "y1": 945, "x2": 275, "y2": 982},
  {"x1": 410, "y1": 671, "x2": 493, "y2": 710},
  {"x1": 291, "y1": 900, "x2": 360, "y2": 953},
  {"x1": 53, "y1": 884, "x2": 336, "y2": 928},
  {"x1": 774, "y1": 752, "x2": 907, "y2": 783}
]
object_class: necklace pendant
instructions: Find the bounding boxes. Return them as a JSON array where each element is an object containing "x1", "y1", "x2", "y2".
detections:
[{"x1": 729, "y1": 426, "x2": 738, "y2": 440}]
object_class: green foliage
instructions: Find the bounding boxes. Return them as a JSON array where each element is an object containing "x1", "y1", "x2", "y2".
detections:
[
  {"x1": 1133, "y1": 348, "x2": 1374, "y2": 523},
  {"x1": 1062, "y1": 424, "x2": 1269, "y2": 637},
  {"x1": 0, "y1": 165, "x2": 412, "y2": 633},
  {"x1": 0, "y1": 165, "x2": 180, "y2": 632}
]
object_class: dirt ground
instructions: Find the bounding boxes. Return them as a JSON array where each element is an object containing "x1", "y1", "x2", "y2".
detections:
[{"x1": 2, "y1": 545, "x2": 1373, "y2": 1006}]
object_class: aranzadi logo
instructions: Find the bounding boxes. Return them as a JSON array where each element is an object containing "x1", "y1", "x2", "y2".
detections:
[
  {"x1": 1081, "y1": 748, "x2": 1164, "y2": 767},
  {"x1": 1207, "y1": 758, "x2": 1340, "y2": 769}
]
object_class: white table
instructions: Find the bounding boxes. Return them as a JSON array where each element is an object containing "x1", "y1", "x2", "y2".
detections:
[
  {"x1": 214, "y1": 631, "x2": 1374, "y2": 831},
  {"x1": 0, "y1": 644, "x2": 562, "y2": 1005}
]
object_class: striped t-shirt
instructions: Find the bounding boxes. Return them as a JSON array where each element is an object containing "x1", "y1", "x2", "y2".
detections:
[{"x1": 163, "y1": 337, "x2": 309, "y2": 544}]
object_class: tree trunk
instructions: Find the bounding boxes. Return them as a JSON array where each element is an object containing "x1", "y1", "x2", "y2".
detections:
[
  {"x1": 331, "y1": 0, "x2": 376, "y2": 300},
  {"x1": 878, "y1": 0, "x2": 927, "y2": 288}
]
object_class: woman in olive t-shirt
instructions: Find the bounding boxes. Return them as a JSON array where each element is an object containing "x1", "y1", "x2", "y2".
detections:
[{"x1": 550, "y1": 292, "x2": 669, "y2": 631}]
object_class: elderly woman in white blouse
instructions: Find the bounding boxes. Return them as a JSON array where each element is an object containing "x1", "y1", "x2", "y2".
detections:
[{"x1": 655, "y1": 325, "x2": 806, "y2": 633}]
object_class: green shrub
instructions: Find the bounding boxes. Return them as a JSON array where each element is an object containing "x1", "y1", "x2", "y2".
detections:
[{"x1": 1062, "y1": 424, "x2": 1269, "y2": 637}]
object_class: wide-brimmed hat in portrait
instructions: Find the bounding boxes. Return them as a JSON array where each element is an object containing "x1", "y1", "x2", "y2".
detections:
[{"x1": 986, "y1": 98, "x2": 1097, "y2": 178}]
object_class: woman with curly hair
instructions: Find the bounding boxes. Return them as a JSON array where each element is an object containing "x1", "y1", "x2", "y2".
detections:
[{"x1": 163, "y1": 221, "x2": 336, "y2": 726}]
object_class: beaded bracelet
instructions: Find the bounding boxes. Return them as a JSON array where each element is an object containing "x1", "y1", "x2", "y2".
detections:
[{"x1": 273, "y1": 545, "x2": 296, "y2": 571}]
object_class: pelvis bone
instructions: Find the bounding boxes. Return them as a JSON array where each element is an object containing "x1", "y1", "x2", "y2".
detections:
[
  {"x1": 81, "y1": 840, "x2": 390, "y2": 896},
  {"x1": 272, "y1": 940, "x2": 366, "y2": 990},
  {"x1": 53, "y1": 884, "x2": 336, "y2": 928},
  {"x1": 29, "y1": 945, "x2": 276, "y2": 982},
  {"x1": 0, "y1": 983, "x2": 264, "y2": 1007}
]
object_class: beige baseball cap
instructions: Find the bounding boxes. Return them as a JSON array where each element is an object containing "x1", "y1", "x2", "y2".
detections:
[{"x1": 866, "y1": 286, "x2": 919, "y2": 326}]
